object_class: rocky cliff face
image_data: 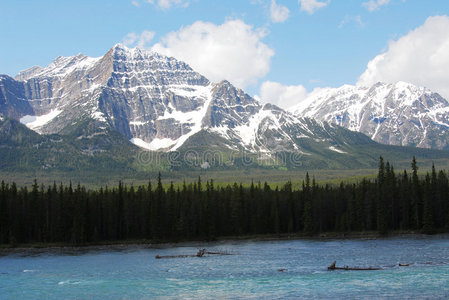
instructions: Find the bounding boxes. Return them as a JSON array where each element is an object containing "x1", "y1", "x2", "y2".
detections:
[
  {"x1": 290, "y1": 82, "x2": 449, "y2": 150},
  {"x1": 1, "y1": 44, "x2": 358, "y2": 156},
  {"x1": 2, "y1": 45, "x2": 213, "y2": 146},
  {"x1": 0, "y1": 75, "x2": 34, "y2": 119}
]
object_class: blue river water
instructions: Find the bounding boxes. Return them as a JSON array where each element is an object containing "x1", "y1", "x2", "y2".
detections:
[{"x1": 1, "y1": 236, "x2": 449, "y2": 299}]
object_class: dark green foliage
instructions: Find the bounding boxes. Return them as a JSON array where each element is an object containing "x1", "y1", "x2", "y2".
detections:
[
  {"x1": 1, "y1": 158, "x2": 448, "y2": 245},
  {"x1": 410, "y1": 156, "x2": 422, "y2": 229},
  {"x1": 302, "y1": 173, "x2": 313, "y2": 234}
]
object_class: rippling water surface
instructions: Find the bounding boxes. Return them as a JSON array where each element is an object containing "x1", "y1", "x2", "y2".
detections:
[{"x1": 1, "y1": 236, "x2": 449, "y2": 299}]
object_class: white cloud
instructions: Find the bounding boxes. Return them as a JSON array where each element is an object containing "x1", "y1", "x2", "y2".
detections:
[
  {"x1": 145, "y1": 0, "x2": 189, "y2": 10},
  {"x1": 270, "y1": 0, "x2": 290, "y2": 23},
  {"x1": 298, "y1": 0, "x2": 329, "y2": 14},
  {"x1": 152, "y1": 19, "x2": 274, "y2": 89},
  {"x1": 362, "y1": 0, "x2": 390, "y2": 12},
  {"x1": 131, "y1": 1, "x2": 140, "y2": 7},
  {"x1": 123, "y1": 30, "x2": 155, "y2": 49},
  {"x1": 339, "y1": 15, "x2": 364, "y2": 28},
  {"x1": 123, "y1": 33, "x2": 138, "y2": 46},
  {"x1": 258, "y1": 81, "x2": 308, "y2": 109},
  {"x1": 358, "y1": 15, "x2": 449, "y2": 99}
]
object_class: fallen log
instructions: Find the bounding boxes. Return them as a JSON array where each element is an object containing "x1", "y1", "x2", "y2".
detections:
[
  {"x1": 155, "y1": 248, "x2": 234, "y2": 259},
  {"x1": 204, "y1": 251, "x2": 233, "y2": 256},
  {"x1": 155, "y1": 254, "x2": 197, "y2": 259},
  {"x1": 328, "y1": 261, "x2": 382, "y2": 271}
]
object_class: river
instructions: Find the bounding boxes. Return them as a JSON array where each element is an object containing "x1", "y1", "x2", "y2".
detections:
[{"x1": 1, "y1": 236, "x2": 449, "y2": 299}]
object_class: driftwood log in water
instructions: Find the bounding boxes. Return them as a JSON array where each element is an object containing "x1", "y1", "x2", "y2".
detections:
[
  {"x1": 328, "y1": 261, "x2": 382, "y2": 271},
  {"x1": 155, "y1": 249, "x2": 233, "y2": 259},
  {"x1": 204, "y1": 251, "x2": 233, "y2": 256},
  {"x1": 155, "y1": 254, "x2": 197, "y2": 259}
]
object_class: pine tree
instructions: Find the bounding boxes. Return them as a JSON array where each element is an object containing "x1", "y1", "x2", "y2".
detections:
[
  {"x1": 411, "y1": 156, "x2": 422, "y2": 229},
  {"x1": 0, "y1": 181, "x2": 8, "y2": 244},
  {"x1": 377, "y1": 157, "x2": 388, "y2": 233},
  {"x1": 303, "y1": 173, "x2": 314, "y2": 234},
  {"x1": 422, "y1": 173, "x2": 434, "y2": 234},
  {"x1": 399, "y1": 170, "x2": 411, "y2": 229}
]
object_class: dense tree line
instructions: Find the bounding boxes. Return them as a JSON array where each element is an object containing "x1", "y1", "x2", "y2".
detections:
[{"x1": 0, "y1": 157, "x2": 448, "y2": 245}]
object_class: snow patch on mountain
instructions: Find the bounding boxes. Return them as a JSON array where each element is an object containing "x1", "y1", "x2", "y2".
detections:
[
  {"x1": 158, "y1": 85, "x2": 213, "y2": 123},
  {"x1": 329, "y1": 146, "x2": 347, "y2": 154},
  {"x1": 170, "y1": 84, "x2": 213, "y2": 151},
  {"x1": 168, "y1": 84, "x2": 209, "y2": 98},
  {"x1": 130, "y1": 137, "x2": 176, "y2": 151},
  {"x1": 129, "y1": 83, "x2": 214, "y2": 151},
  {"x1": 20, "y1": 109, "x2": 62, "y2": 132},
  {"x1": 129, "y1": 121, "x2": 149, "y2": 126},
  {"x1": 233, "y1": 109, "x2": 274, "y2": 150},
  {"x1": 91, "y1": 111, "x2": 107, "y2": 122}
]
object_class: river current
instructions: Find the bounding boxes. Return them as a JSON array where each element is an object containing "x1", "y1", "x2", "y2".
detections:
[{"x1": 1, "y1": 236, "x2": 449, "y2": 299}]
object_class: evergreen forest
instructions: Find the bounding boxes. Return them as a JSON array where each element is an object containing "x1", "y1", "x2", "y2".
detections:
[{"x1": 1, "y1": 157, "x2": 448, "y2": 246}]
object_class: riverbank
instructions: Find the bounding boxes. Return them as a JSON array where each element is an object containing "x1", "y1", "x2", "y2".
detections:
[{"x1": 1, "y1": 231, "x2": 448, "y2": 255}]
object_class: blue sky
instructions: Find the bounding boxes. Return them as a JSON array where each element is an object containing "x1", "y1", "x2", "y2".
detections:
[{"x1": 1, "y1": 0, "x2": 449, "y2": 107}]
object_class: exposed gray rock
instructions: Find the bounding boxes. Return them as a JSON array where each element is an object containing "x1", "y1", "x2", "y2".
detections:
[
  {"x1": 290, "y1": 82, "x2": 449, "y2": 150},
  {"x1": 0, "y1": 75, "x2": 34, "y2": 119}
]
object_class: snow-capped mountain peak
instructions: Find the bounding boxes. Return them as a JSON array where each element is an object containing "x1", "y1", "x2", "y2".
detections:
[
  {"x1": 16, "y1": 54, "x2": 101, "y2": 81},
  {"x1": 290, "y1": 81, "x2": 449, "y2": 150},
  {"x1": 4, "y1": 44, "x2": 331, "y2": 154}
]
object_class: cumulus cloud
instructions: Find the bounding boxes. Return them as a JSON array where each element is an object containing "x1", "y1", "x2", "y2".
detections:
[
  {"x1": 145, "y1": 0, "x2": 189, "y2": 10},
  {"x1": 358, "y1": 15, "x2": 449, "y2": 99},
  {"x1": 298, "y1": 0, "x2": 329, "y2": 14},
  {"x1": 270, "y1": 0, "x2": 290, "y2": 23},
  {"x1": 152, "y1": 19, "x2": 274, "y2": 89},
  {"x1": 362, "y1": 0, "x2": 390, "y2": 12},
  {"x1": 258, "y1": 81, "x2": 308, "y2": 109},
  {"x1": 123, "y1": 30, "x2": 155, "y2": 49}
]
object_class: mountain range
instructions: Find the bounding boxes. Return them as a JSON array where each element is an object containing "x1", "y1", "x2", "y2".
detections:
[
  {"x1": 1, "y1": 44, "x2": 448, "y2": 181},
  {"x1": 289, "y1": 82, "x2": 449, "y2": 150}
]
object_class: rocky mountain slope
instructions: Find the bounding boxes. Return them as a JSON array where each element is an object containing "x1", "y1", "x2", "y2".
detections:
[
  {"x1": 0, "y1": 44, "x2": 375, "y2": 156},
  {"x1": 289, "y1": 82, "x2": 449, "y2": 150},
  {"x1": 1, "y1": 45, "x2": 448, "y2": 178}
]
